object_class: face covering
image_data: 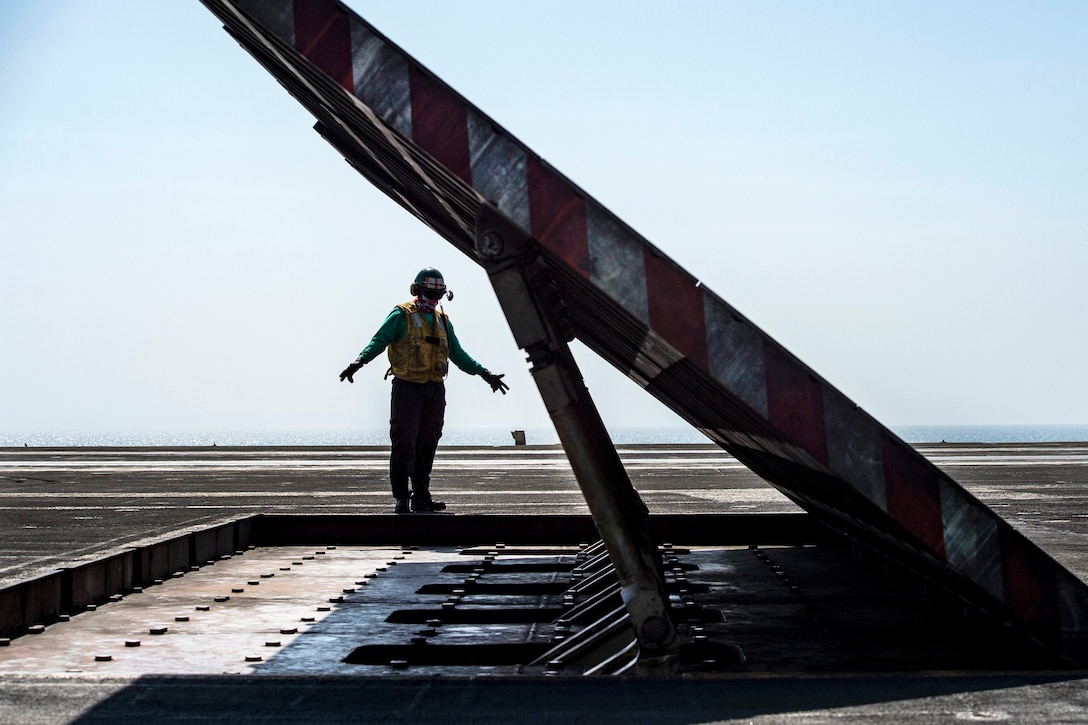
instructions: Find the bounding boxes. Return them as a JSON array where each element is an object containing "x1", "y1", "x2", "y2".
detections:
[{"x1": 415, "y1": 295, "x2": 438, "y2": 313}]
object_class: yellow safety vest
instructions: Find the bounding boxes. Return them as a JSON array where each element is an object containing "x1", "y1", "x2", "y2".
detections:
[{"x1": 387, "y1": 302, "x2": 450, "y2": 383}]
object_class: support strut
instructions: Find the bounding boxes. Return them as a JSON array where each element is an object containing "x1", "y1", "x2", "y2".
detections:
[{"x1": 474, "y1": 204, "x2": 678, "y2": 661}]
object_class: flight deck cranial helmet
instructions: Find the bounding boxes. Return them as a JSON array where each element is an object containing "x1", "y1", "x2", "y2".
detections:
[{"x1": 410, "y1": 267, "x2": 452, "y2": 300}]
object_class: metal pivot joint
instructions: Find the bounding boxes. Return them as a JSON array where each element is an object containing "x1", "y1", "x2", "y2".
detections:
[{"x1": 474, "y1": 203, "x2": 678, "y2": 660}]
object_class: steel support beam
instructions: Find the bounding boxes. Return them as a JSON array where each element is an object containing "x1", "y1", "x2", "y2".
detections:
[{"x1": 474, "y1": 203, "x2": 677, "y2": 659}]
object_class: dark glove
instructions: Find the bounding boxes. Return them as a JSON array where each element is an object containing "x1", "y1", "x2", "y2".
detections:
[
  {"x1": 339, "y1": 358, "x2": 365, "y2": 383},
  {"x1": 481, "y1": 370, "x2": 509, "y2": 395}
]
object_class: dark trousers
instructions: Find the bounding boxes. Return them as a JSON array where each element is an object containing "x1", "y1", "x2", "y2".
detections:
[{"x1": 389, "y1": 378, "x2": 446, "y2": 501}]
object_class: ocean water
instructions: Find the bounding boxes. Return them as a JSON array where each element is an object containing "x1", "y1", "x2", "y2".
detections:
[{"x1": 2, "y1": 425, "x2": 1087, "y2": 447}]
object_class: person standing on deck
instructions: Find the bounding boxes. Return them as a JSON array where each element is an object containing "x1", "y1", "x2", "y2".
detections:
[{"x1": 339, "y1": 267, "x2": 509, "y2": 513}]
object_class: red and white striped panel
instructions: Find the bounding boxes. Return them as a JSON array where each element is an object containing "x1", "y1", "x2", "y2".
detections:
[{"x1": 224, "y1": 0, "x2": 1079, "y2": 657}]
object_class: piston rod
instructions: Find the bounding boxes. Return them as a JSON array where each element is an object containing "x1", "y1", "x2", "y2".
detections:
[{"x1": 474, "y1": 203, "x2": 677, "y2": 661}]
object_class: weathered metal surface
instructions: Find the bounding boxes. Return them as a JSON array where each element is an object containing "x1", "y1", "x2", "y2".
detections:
[
  {"x1": 195, "y1": 0, "x2": 1088, "y2": 663},
  {"x1": 0, "y1": 536, "x2": 1063, "y2": 677},
  {"x1": 0, "y1": 512, "x2": 830, "y2": 640},
  {"x1": 0, "y1": 519, "x2": 252, "y2": 640}
]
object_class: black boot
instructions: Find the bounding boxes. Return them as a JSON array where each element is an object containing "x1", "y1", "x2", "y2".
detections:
[
  {"x1": 394, "y1": 498, "x2": 410, "y2": 514},
  {"x1": 410, "y1": 496, "x2": 446, "y2": 512}
]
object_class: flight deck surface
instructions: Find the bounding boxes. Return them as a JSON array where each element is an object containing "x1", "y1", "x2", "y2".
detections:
[{"x1": 2, "y1": 443, "x2": 1088, "y2": 722}]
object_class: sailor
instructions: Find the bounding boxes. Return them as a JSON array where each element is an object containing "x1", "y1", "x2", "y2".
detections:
[{"x1": 340, "y1": 267, "x2": 508, "y2": 513}]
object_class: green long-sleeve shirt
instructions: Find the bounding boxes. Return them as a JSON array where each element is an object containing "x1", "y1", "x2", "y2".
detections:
[{"x1": 357, "y1": 306, "x2": 487, "y2": 376}]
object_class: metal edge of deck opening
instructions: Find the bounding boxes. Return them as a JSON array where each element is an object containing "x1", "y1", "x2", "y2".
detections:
[
  {"x1": 0, "y1": 517, "x2": 254, "y2": 641},
  {"x1": 196, "y1": 0, "x2": 1088, "y2": 664},
  {"x1": 0, "y1": 512, "x2": 829, "y2": 640}
]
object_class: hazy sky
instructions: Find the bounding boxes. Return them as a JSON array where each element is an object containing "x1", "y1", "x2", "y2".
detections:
[{"x1": 1, "y1": 1, "x2": 1085, "y2": 441}]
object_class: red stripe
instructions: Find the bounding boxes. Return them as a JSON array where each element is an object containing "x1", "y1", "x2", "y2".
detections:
[
  {"x1": 643, "y1": 251, "x2": 707, "y2": 370},
  {"x1": 1001, "y1": 528, "x2": 1060, "y2": 642},
  {"x1": 293, "y1": 0, "x2": 353, "y2": 91},
  {"x1": 881, "y1": 436, "x2": 945, "y2": 556},
  {"x1": 408, "y1": 68, "x2": 472, "y2": 185},
  {"x1": 764, "y1": 345, "x2": 828, "y2": 465},
  {"x1": 527, "y1": 157, "x2": 589, "y2": 277}
]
